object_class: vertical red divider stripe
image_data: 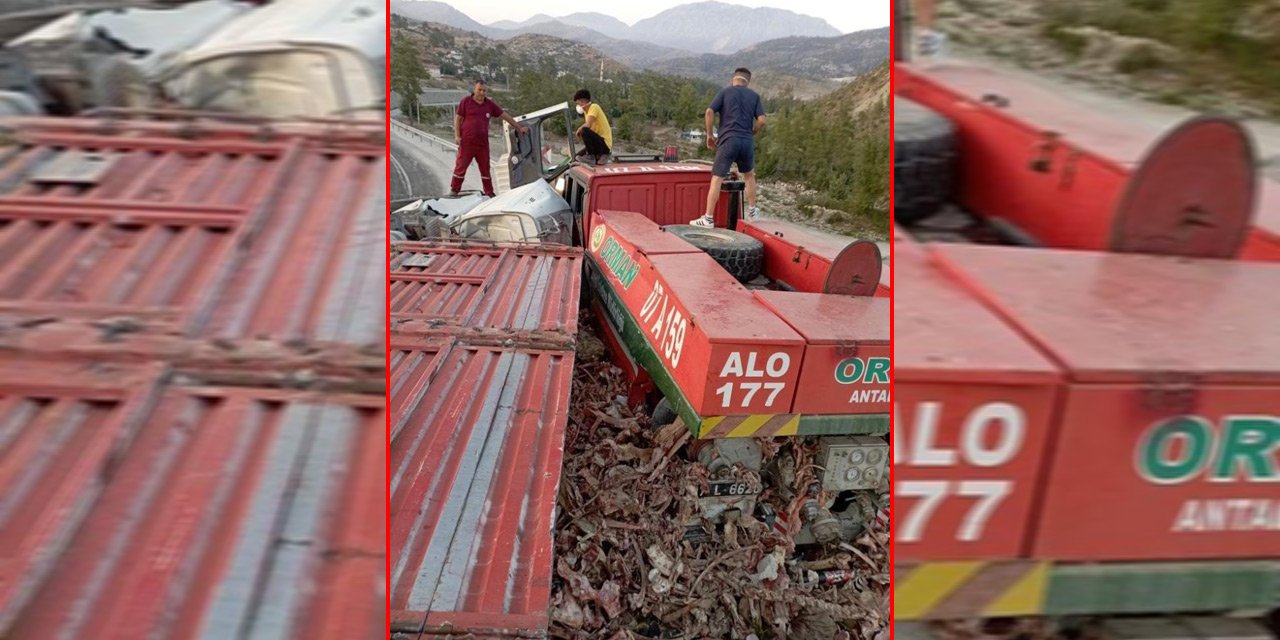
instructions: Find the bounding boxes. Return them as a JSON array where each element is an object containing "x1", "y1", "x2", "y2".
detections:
[{"x1": 888, "y1": 1, "x2": 897, "y2": 636}]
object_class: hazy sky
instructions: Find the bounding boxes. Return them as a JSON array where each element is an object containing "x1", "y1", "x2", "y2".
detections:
[{"x1": 448, "y1": 0, "x2": 888, "y2": 35}]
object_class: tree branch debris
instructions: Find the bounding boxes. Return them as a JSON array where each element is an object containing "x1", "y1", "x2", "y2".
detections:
[{"x1": 551, "y1": 352, "x2": 889, "y2": 640}]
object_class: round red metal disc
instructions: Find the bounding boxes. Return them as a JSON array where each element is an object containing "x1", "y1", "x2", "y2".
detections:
[
  {"x1": 823, "y1": 240, "x2": 883, "y2": 296},
  {"x1": 1110, "y1": 116, "x2": 1257, "y2": 258}
]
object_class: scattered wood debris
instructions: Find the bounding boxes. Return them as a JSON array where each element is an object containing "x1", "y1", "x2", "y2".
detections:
[{"x1": 551, "y1": 322, "x2": 889, "y2": 640}]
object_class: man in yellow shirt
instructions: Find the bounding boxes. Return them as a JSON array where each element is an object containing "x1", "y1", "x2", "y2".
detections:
[{"x1": 573, "y1": 89, "x2": 612, "y2": 166}]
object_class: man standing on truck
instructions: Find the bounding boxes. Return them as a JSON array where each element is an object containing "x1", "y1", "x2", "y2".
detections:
[
  {"x1": 691, "y1": 67, "x2": 765, "y2": 227},
  {"x1": 452, "y1": 79, "x2": 528, "y2": 197},
  {"x1": 572, "y1": 89, "x2": 612, "y2": 166}
]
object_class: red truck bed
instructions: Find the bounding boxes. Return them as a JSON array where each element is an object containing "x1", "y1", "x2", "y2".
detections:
[
  {"x1": 0, "y1": 116, "x2": 386, "y2": 638},
  {"x1": 389, "y1": 242, "x2": 582, "y2": 638}
]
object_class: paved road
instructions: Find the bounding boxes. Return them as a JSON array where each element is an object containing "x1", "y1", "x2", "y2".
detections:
[
  {"x1": 389, "y1": 125, "x2": 501, "y2": 198},
  {"x1": 390, "y1": 144, "x2": 437, "y2": 200}
]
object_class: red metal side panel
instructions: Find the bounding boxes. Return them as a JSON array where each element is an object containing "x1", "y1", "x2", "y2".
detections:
[
  {"x1": 740, "y1": 219, "x2": 841, "y2": 293},
  {"x1": 389, "y1": 341, "x2": 572, "y2": 638},
  {"x1": 199, "y1": 146, "x2": 387, "y2": 346},
  {"x1": 1036, "y1": 386, "x2": 1278, "y2": 561},
  {"x1": 0, "y1": 360, "x2": 164, "y2": 631},
  {"x1": 739, "y1": 219, "x2": 891, "y2": 296},
  {"x1": 894, "y1": 252, "x2": 1063, "y2": 562},
  {"x1": 586, "y1": 211, "x2": 806, "y2": 416},
  {"x1": 390, "y1": 242, "x2": 581, "y2": 338},
  {"x1": 583, "y1": 164, "x2": 731, "y2": 229},
  {"x1": 2, "y1": 383, "x2": 385, "y2": 639},
  {"x1": 931, "y1": 244, "x2": 1280, "y2": 561},
  {"x1": 755, "y1": 291, "x2": 891, "y2": 415},
  {"x1": 0, "y1": 140, "x2": 292, "y2": 328},
  {"x1": 897, "y1": 63, "x2": 1130, "y2": 251},
  {"x1": 0, "y1": 117, "x2": 387, "y2": 638}
]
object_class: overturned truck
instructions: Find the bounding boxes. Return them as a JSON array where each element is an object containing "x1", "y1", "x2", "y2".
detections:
[
  {"x1": 893, "y1": 1, "x2": 1280, "y2": 634},
  {"x1": 390, "y1": 104, "x2": 893, "y2": 637}
]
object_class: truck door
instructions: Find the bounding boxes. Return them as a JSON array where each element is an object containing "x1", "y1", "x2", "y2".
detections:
[{"x1": 502, "y1": 102, "x2": 577, "y2": 190}]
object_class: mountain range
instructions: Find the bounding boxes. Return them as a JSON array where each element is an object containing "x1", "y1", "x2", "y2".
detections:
[
  {"x1": 652, "y1": 28, "x2": 890, "y2": 84},
  {"x1": 388, "y1": 1, "x2": 847, "y2": 57}
]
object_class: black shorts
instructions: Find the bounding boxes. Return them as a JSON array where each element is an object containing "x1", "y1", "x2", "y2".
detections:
[{"x1": 712, "y1": 136, "x2": 755, "y2": 177}]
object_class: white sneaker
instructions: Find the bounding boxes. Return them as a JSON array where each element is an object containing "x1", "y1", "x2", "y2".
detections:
[
  {"x1": 690, "y1": 215, "x2": 715, "y2": 227},
  {"x1": 747, "y1": 206, "x2": 760, "y2": 219}
]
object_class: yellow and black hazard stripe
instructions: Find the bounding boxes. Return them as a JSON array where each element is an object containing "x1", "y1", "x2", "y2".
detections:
[
  {"x1": 698, "y1": 414, "x2": 800, "y2": 439},
  {"x1": 894, "y1": 562, "x2": 1050, "y2": 620}
]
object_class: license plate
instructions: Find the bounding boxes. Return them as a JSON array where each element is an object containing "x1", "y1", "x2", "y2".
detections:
[{"x1": 706, "y1": 481, "x2": 756, "y2": 497}]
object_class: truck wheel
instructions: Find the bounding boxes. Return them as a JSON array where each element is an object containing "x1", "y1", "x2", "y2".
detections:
[
  {"x1": 651, "y1": 398, "x2": 677, "y2": 427},
  {"x1": 894, "y1": 96, "x2": 956, "y2": 225},
  {"x1": 663, "y1": 225, "x2": 764, "y2": 282}
]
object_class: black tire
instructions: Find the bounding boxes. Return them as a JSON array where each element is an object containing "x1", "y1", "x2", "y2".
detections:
[
  {"x1": 651, "y1": 398, "x2": 677, "y2": 427},
  {"x1": 894, "y1": 96, "x2": 957, "y2": 225},
  {"x1": 663, "y1": 225, "x2": 764, "y2": 282}
]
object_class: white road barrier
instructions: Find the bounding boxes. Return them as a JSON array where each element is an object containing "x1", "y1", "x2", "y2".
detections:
[{"x1": 390, "y1": 118, "x2": 508, "y2": 194}]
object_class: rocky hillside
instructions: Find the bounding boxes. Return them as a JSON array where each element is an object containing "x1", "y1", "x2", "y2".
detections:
[
  {"x1": 501, "y1": 21, "x2": 686, "y2": 69},
  {"x1": 630, "y1": 1, "x2": 840, "y2": 54},
  {"x1": 389, "y1": 0, "x2": 491, "y2": 34},
  {"x1": 505, "y1": 33, "x2": 629, "y2": 77},
  {"x1": 653, "y1": 27, "x2": 889, "y2": 82},
  {"x1": 813, "y1": 61, "x2": 890, "y2": 117},
  {"x1": 392, "y1": 18, "x2": 627, "y2": 86},
  {"x1": 755, "y1": 62, "x2": 891, "y2": 229},
  {"x1": 495, "y1": 11, "x2": 631, "y2": 40},
  {"x1": 390, "y1": 0, "x2": 847, "y2": 58},
  {"x1": 932, "y1": 0, "x2": 1280, "y2": 117}
]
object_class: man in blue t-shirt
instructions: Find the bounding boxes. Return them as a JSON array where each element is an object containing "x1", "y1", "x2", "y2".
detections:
[{"x1": 691, "y1": 67, "x2": 766, "y2": 227}]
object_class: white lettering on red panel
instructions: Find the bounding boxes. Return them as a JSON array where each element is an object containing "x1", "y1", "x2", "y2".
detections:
[
  {"x1": 715, "y1": 351, "x2": 791, "y2": 409},
  {"x1": 893, "y1": 401, "x2": 1026, "y2": 542},
  {"x1": 638, "y1": 280, "x2": 687, "y2": 369}
]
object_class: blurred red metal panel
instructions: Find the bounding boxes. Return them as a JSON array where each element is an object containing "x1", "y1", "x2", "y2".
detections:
[
  {"x1": 197, "y1": 142, "x2": 387, "y2": 347},
  {"x1": 389, "y1": 240, "x2": 583, "y2": 638},
  {"x1": 0, "y1": 116, "x2": 387, "y2": 639},
  {"x1": 892, "y1": 252, "x2": 1063, "y2": 561},
  {"x1": 3, "y1": 386, "x2": 385, "y2": 639},
  {"x1": 932, "y1": 244, "x2": 1280, "y2": 561},
  {"x1": 390, "y1": 241, "x2": 581, "y2": 338},
  {"x1": 0, "y1": 359, "x2": 165, "y2": 632},
  {"x1": 0, "y1": 138, "x2": 296, "y2": 328},
  {"x1": 389, "y1": 339, "x2": 574, "y2": 638}
]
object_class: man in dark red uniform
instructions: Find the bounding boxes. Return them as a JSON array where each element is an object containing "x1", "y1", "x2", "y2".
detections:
[{"x1": 452, "y1": 79, "x2": 527, "y2": 197}]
